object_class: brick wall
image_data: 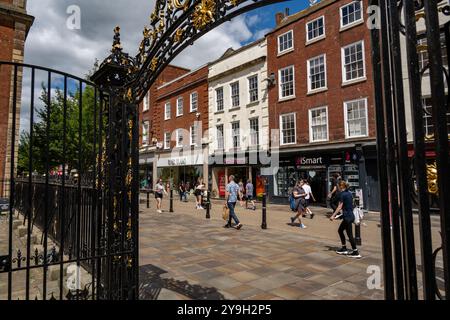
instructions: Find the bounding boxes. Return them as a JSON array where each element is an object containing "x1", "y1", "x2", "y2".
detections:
[
  {"x1": 0, "y1": 0, "x2": 32, "y2": 189},
  {"x1": 139, "y1": 65, "x2": 190, "y2": 147},
  {"x1": 154, "y1": 66, "x2": 209, "y2": 150},
  {"x1": 267, "y1": 0, "x2": 375, "y2": 149}
]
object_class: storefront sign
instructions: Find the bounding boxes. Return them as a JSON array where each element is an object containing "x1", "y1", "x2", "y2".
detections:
[
  {"x1": 224, "y1": 157, "x2": 247, "y2": 165},
  {"x1": 168, "y1": 158, "x2": 187, "y2": 166},
  {"x1": 158, "y1": 153, "x2": 204, "y2": 167},
  {"x1": 295, "y1": 156, "x2": 326, "y2": 168}
]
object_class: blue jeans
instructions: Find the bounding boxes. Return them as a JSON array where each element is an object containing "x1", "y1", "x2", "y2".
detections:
[{"x1": 227, "y1": 202, "x2": 240, "y2": 225}]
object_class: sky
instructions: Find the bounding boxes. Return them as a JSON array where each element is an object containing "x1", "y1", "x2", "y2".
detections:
[{"x1": 24, "y1": 0, "x2": 311, "y2": 78}]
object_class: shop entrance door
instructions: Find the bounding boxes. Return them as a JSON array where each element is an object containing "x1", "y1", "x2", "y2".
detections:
[
  {"x1": 298, "y1": 169, "x2": 327, "y2": 206},
  {"x1": 228, "y1": 167, "x2": 248, "y2": 186}
]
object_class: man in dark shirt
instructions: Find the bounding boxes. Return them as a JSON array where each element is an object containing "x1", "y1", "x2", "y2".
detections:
[
  {"x1": 330, "y1": 181, "x2": 361, "y2": 258},
  {"x1": 328, "y1": 173, "x2": 342, "y2": 212}
]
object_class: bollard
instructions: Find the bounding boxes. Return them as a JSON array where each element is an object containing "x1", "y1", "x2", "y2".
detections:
[
  {"x1": 355, "y1": 224, "x2": 362, "y2": 246},
  {"x1": 146, "y1": 191, "x2": 150, "y2": 209},
  {"x1": 206, "y1": 191, "x2": 211, "y2": 219},
  {"x1": 261, "y1": 193, "x2": 267, "y2": 230},
  {"x1": 169, "y1": 189, "x2": 174, "y2": 213}
]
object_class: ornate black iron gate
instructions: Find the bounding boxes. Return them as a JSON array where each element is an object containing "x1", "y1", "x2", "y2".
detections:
[
  {"x1": 0, "y1": 61, "x2": 138, "y2": 300},
  {"x1": 0, "y1": 0, "x2": 291, "y2": 301},
  {"x1": 371, "y1": 0, "x2": 450, "y2": 300}
]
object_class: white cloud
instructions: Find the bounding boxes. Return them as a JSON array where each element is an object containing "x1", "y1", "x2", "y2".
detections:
[{"x1": 25, "y1": 0, "x2": 263, "y2": 78}]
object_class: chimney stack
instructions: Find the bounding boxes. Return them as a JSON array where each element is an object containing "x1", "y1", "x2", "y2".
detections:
[{"x1": 275, "y1": 12, "x2": 285, "y2": 25}]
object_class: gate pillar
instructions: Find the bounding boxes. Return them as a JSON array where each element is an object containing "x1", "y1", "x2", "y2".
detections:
[{"x1": 91, "y1": 27, "x2": 139, "y2": 300}]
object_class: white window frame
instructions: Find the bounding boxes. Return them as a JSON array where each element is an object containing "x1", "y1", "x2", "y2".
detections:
[
  {"x1": 164, "y1": 102, "x2": 171, "y2": 120},
  {"x1": 176, "y1": 97, "x2": 184, "y2": 117},
  {"x1": 248, "y1": 75, "x2": 259, "y2": 103},
  {"x1": 340, "y1": 1, "x2": 364, "y2": 30},
  {"x1": 278, "y1": 65, "x2": 295, "y2": 100},
  {"x1": 190, "y1": 123, "x2": 199, "y2": 146},
  {"x1": 175, "y1": 128, "x2": 184, "y2": 148},
  {"x1": 216, "y1": 87, "x2": 224, "y2": 112},
  {"x1": 278, "y1": 30, "x2": 294, "y2": 55},
  {"x1": 231, "y1": 121, "x2": 240, "y2": 149},
  {"x1": 344, "y1": 98, "x2": 369, "y2": 139},
  {"x1": 164, "y1": 132, "x2": 171, "y2": 150},
  {"x1": 230, "y1": 81, "x2": 240, "y2": 108},
  {"x1": 308, "y1": 106, "x2": 329, "y2": 143},
  {"x1": 307, "y1": 54, "x2": 327, "y2": 93},
  {"x1": 249, "y1": 117, "x2": 260, "y2": 146},
  {"x1": 341, "y1": 40, "x2": 366, "y2": 84},
  {"x1": 279, "y1": 113, "x2": 297, "y2": 146},
  {"x1": 190, "y1": 92, "x2": 198, "y2": 112},
  {"x1": 306, "y1": 16, "x2": 325, "y2": 43},
  {"x1": 143, "y1": 92, "x2": 149, "y2": 111},
  {"x1": 216, "y1": 124, "x2": 224, "y2": 150},
  {"x1": 142, "y1": 121, "x2": 150, "y2": 146}
]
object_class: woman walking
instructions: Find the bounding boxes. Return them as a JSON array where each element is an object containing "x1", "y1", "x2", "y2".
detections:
[
  {"x1": 330, "y1": 181, "x2": 361, "y2": 258},
  {"x1": 301, "y1": 179, "x2": 315, "y2": 219},
  {"x1": 194, "y1": 177, "x2": 205, "y2": 209},
  {"x1": 154, "y1": 178, "x2": 168, "y2": 213},
  {"x1": 290, "y1": 180, "x2": 307, "y2": 229}
]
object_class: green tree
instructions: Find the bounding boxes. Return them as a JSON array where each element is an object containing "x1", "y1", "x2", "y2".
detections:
[{"x1": 18, "y1": 84, "x2": 99, "y2": 177}]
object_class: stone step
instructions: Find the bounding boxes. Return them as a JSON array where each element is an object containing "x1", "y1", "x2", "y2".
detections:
[
  {"x1": 17, "y1": 225, "x2": 28, "y2": 237},
  {"x1": 12, "y1": 219, "x2": 22, "y2": 229},
  {"x1": 20, "y1": 233, "x2": 38, "y2": 245}
]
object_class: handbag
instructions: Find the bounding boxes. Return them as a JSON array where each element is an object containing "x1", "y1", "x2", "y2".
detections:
[{"x1": 222, "y1": 204, "x2": 230, "y2": 221}]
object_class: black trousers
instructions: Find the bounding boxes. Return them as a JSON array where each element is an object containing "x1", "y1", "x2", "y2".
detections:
[{"x1": 338, "y1": 219, "x2": 357, "y2": 250}]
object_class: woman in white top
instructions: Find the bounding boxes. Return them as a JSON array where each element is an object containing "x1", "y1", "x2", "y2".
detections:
[
  {"x1": 194, "y1": 177, "x2": 205, "y2": 210},
  {"x1": 154, "y1": 178, "x2": 168, "y2": 213},
  {"x1": 301, "y1": 179, "x2": 316, "y2": 219}
]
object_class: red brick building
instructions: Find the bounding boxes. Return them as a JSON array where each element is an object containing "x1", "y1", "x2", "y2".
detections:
[
  {"x1": 151, "y1": 65, "x2": 209, "y2": 189},
  {"x1": 266, "y1": 0, "x2": 379, "y2": 210},
  {"x1": 139, "y1": 65, "x2": 190, "y2": 187},
  {"x1": 0, "y1": 0, "x2": 33, "y2": 193}
]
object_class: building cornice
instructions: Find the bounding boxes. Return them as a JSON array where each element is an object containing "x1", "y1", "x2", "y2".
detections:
[
  {"x1": 156, "y1": 75, "x2": 207, "y2": 101},
  {"x1": 0, "y1": 3, "x2": 34, "y2": 36},
  {"x1": 208, "y1": 56, "x2": 266, "y2": 83}
]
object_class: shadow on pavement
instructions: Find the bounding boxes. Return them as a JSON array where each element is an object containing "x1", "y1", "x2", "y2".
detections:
[{"x1": 139, "y1": 264, "x2": 226, "y2": 300}]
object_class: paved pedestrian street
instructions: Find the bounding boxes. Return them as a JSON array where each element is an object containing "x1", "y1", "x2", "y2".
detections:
[{"x1": 138, "y1": 199, "x2": 387, "y2": 300}]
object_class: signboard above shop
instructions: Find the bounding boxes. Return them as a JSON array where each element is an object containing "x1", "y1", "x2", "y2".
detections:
[
  {"x1": 158, "y1": 153, "x2": 204, "y2": 167},
  {"x1": 295, "y1": 156, "x2": 327, "y2": 169}
]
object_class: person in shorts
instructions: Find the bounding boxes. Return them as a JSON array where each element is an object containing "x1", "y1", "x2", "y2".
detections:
[
  {"x1": 154, "y1": 178, "x2": 167, "y2": 213},
  {"x1": 301, "y1": 179, "x2": 315, "y2": 219},
  {"x1": 290, "y1": 180, "x2": 307, "y2": 229}
]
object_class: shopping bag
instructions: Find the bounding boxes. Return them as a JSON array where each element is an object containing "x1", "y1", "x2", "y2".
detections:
[
  {"x1": 222, "y1": 204, "x2": 230, "y2": 221},
  {"x1": 354, "y1": 207, "x2": 364, "y2": 225}
]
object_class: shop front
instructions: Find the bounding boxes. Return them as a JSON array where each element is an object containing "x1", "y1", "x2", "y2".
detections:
[
  {"x1": 269, "y1": 148, "x2": 365, "y2": 207},
  {"x1": 156, "y1": 151, "x2": 208, "y2": 192},
  {"x1": 139, "y1": 151, "x2": 154, "y2": 190},
  {"x1": 210, "y1": 152, "x2": 266, "y2": 199}
]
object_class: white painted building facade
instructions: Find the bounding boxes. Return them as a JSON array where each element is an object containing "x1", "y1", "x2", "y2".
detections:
[{"x1": 207, "y1": 39, "x2": 270, "y2": 198}]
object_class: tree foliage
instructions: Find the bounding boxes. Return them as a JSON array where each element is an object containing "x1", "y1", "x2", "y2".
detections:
[{"x1": 18, "y1": 84, "x2": 99, "y2": 176}]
